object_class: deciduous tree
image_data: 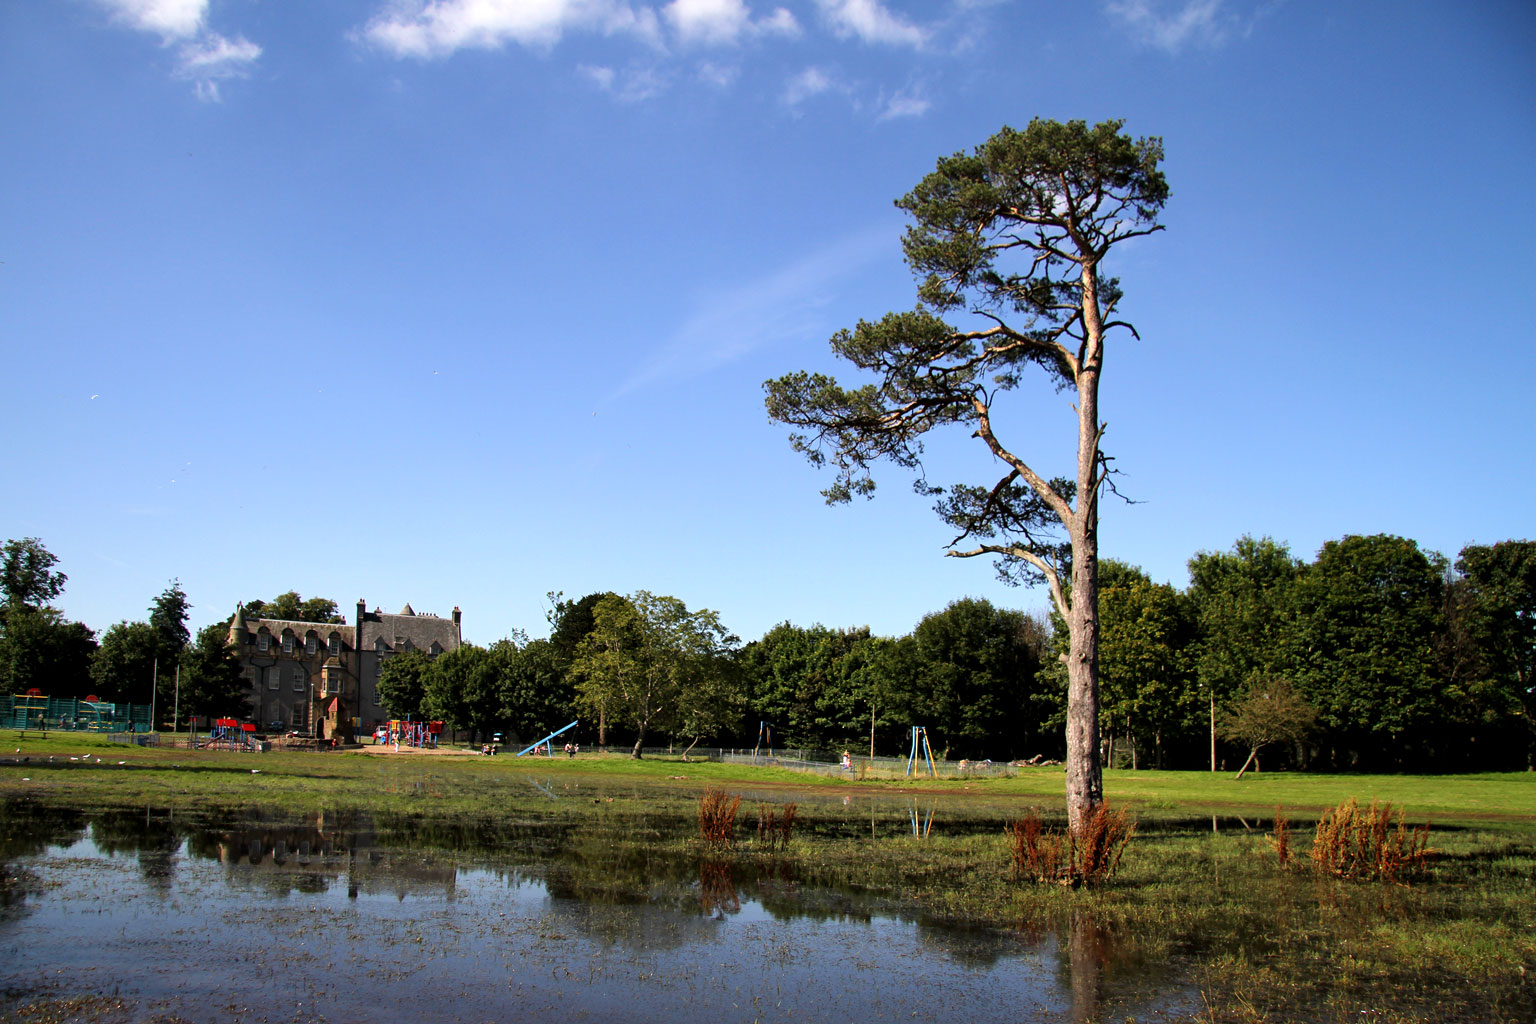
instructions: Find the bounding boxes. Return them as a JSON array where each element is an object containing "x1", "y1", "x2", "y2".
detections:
[
  {"x1": 1453, "y1": 540, "x2": 1536, "y2": 768},
  {"x1": 765, "y1": 119, "x2": 1167, "y2": 832},
  {"x1": 240, "y1": 592, "x2": 346, "y2": 624},
  {"x1": 177, "y1": 622, "x2": 252, "y2": 721},
  {"x1": 571, "y1": 591, "x2": 737, "y2": 758},
  {"x1": 90, "y1": 621, "x2": 160, "y2": 704},
  {"x1": 1187, "y1": 536, "x2": 1301, "y2": 769},
  {"x1": 376, "y1": 649, "x2": 431, "y2": 721},
  {"x1": 1292, "y1": 534, "x2": 1447, "y2": 767},
  {"x1": 1219, "y1": 675, "x2": 1315, "y2": 780},
  {"x1": 0, "y1": 537, "x2": 66, "y2": 613},
  {"x1": 1094, "y1": 562, "x2": 1195, "y2": 769},
  {"x1": 0, "y1": 605, "x2": 96, "y2": 696}
]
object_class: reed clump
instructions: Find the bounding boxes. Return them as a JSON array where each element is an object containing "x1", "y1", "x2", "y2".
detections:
[
  {"x1": 1007, "y1": 805, "x2": 1134, "y2": 887},
  {"x1": 1268, "y1": 805, "x2": 1292, "y2": 867},
  {"x1": 1309, "y1": 798, "x2": 1431, "y2": 882},
  {"x1": 755, "y1": 801, "x2": 798, "y2": 852},
  {"x1": 697, "y1": 787, "x2": 740, "y2": 849}
]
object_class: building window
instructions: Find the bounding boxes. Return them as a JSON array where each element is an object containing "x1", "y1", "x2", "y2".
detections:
[
  {"x1": 282, "y1": 632, "x2": 294, "y2": 654},
  {"x1": 328, "y1": 635, "x2": 341, "y2": 657},
  {"x1": 258, "y1": 632, "x2": 270, "y2": 652},
  {"x1": 292, "y1": 668, "x2": 305, "y2": 692},
  {"x1": 267, "y1": 667, "x2": 279, "y2": 690},
  {"x1": 305, "y1": 634, "x2": 317, "y2": 656}
]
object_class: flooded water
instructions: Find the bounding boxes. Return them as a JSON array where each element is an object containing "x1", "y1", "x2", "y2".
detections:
[{"x1": 0, "y1": 794, "x2": 1199, "y2": 1023}]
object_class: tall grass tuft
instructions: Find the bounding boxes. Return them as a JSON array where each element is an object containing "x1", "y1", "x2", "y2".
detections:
[
  {"x1": 755, "y1": 801, "x2": 798, "y2": 852},
  {"x1": 1269, "y1": 805, "x2": 1292, "y2": 868},
  {"x1": 698, "y1": 788, "x2": 740, "y2": 849},
  {"x1": 1309, "y1": 798, "x2": 1432, "y2": 882},
  {"x1": 1007, "y1": 805, "x2": 1134, "y2": 887}
]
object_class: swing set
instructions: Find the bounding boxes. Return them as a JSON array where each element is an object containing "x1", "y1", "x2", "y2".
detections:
[{"x1": 905, "y1": 726, "x2": 936, "y2": 778}]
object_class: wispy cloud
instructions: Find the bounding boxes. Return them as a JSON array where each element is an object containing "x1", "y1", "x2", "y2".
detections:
[
  {"x1": 696, "y1": 60, "x2": 740, "y2": 87},
  {"x1": 814, "y1": 0, "x2": 928, "y2": 48},
  {"x1": 782, "y1": 65, "x2": 836, "y2": 107},
  {"x1": 363, "y1": 0, "x2": 663, "y2": 57},
  {"x1": 1104, "y1": 0, "x2": 1246, "y2": 53},
  {"x1": 578, "y1": 62, "x2": 669, "y2": 101},
  {"x1": 177, "y1": 32, "x2": 262, "y2": 101},
  {"x1": 614, "y1": 225, "x2": 894, "y2": 397},
  {"x1": 663, "y1": 0, "x2": 799, "y2": 46},
  {"x1": 877, "y1": 85, "x2": 929, "y2": 120}
]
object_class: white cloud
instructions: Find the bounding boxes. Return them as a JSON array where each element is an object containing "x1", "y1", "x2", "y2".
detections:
[
  {"x1": 95, "y1": 0, "x2": 206, "y2": 39},
  {"x1": 877, "y1": 87, "x2": 929, "y2": 120},
  {"x1": 93, "y1": 0, "x2": 261, "y2": 99},
  {"x1": 177, "y1": 31, "x2": 261, "y2": 101},
  {"x1": 363, "y1": 0, "x2": 664, "y2": 57},
  {"x1": 782, "y1": 65, "x2": 834, "y2": 107},
  {"x1": 662, "y1": 0, "x2": 799, "y2": 46},
  {"x1": 1104, "y1": 0, "x2": 1242, "y2": 53},
  {"x1": 814, "y1": 0, "x2": 927, "y2": 48},
  {"x1": 615, "y1": 225, "x2": 894, "y2": 397}
]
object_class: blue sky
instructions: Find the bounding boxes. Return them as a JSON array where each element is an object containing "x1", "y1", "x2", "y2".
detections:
[{"x1": 3, "y1": 0, "x2": 1532, "y2": 646}]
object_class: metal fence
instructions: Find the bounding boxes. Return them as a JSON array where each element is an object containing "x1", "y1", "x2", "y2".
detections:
[{"x1": 7, "y1": 695, "x2": 153, "y2": 734}]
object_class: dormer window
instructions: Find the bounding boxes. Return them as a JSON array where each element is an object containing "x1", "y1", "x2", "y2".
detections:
[
  {"x1": 328, "y1": 634, "x2": 341, "y2": 657},
  {"x1": 258, "y1": 630, "x2": 270, "y2": 652},
  {"x1": 375, "y1": 637, "x2": 388, "y2": 653},
  {"x1": 429, "y1": 641, "x2": 443, "y2": 660},
  {"x1": 282, "y1": 631, "x2": 294, "y2": 654},
  {"x1": 305, "y1": 633, "x2": 317, "y2": 656}
]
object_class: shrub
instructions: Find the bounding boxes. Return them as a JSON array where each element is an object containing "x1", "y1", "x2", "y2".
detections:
[
  {"x1": 1309, "y1": 798, "x2": 1431, "y2": 882},
  {"x1": 698, "y1": 788, "x2": 740, "y2": 849},
  {"x1": 1007, "y1": 805, "x2": 1134, "y2": 887},
  {"x1": 755, "y1": 801, "x2": 798, "y2": 852}
]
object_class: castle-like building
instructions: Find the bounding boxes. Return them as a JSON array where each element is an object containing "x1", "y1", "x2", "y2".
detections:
[{"x1": 228, "y1": 600, "x2": 462, "y2": 742}]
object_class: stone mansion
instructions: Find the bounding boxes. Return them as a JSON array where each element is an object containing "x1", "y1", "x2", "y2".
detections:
[{"x1": 228, "y1": 600, "x2": 462, "y2": 742}]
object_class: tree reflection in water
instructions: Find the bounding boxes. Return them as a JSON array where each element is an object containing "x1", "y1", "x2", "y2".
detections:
[{"x1": 0, "y1": 793, "x2": 1194, "y2": 1023}]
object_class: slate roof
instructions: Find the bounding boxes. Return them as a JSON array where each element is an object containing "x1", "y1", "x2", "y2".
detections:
[
  {"x1": 357, "y1": 606, "x2": 461, "y2": 654},
  {"x1": 246, "y1": 617, "x2": 357, "y2": 647}
]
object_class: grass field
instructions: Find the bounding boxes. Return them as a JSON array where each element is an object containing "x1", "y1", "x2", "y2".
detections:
[{"x1": 2, "y1": 730, "x2": 1534, "y2": 1023}]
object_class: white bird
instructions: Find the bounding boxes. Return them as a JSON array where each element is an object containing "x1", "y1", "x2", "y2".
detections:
[
  {"x1": 251, "y1": 769, "x2": 260, "y2": 774},
  {"x1": 90, "y1": 394, "x2": 99, "y2": 399},
  {"x1": 118, "y1": 761, "x2": 126, "y2": 765}
]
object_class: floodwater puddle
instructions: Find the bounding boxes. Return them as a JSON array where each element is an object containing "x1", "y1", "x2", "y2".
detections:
[{"x1": 0, "y1": 797, "x2": 1199, "y2": 1022}]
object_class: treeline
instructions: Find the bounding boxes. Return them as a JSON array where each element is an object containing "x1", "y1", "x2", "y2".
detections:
[
  {"x1": 3, "y1": 534, "x2": 1531, "y2": 771},
  {"x1": 0, "y1": 538, "x2": 251, "y2": 720}
]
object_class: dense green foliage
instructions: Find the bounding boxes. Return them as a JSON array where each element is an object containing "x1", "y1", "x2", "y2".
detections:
[
  {"x1": 6, "y1": 529, "x2": 1533, "y2": 771},
  {"x1": 239, "y1": 591, "x2": 346, "y2": 624}
]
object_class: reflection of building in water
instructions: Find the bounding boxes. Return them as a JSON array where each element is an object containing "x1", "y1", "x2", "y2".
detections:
[{"x1": 192, "y1": 815, "x2": 457, "y2": 900}]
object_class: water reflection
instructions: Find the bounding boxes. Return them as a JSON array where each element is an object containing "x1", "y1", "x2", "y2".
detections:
[{"x1": 0, "y1": 795, "x2": 1196, "y2": 1022}]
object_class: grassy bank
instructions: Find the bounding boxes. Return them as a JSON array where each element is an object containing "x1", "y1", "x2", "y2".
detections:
[{"x1": 3, "y1": 730, "x2": 1533, "y2": 822}]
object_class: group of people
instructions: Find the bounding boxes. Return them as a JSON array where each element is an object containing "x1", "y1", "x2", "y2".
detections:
[
  {"x1": 563, "y1": 742, "x2": 581, "y2": 758},
  {"x1": 479, "y1": 742, "x2": 500, "y2": 756}
]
